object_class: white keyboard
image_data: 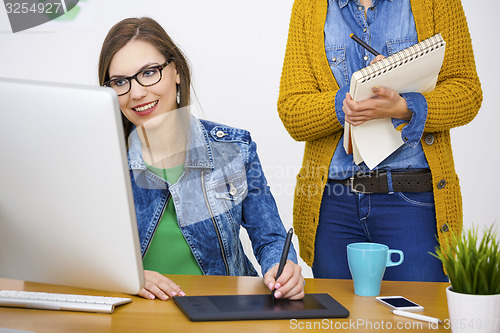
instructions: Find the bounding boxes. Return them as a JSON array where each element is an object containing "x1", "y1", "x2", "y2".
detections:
[{"x1": 0, "y1": 290, "x2": 132, "y2": 313}]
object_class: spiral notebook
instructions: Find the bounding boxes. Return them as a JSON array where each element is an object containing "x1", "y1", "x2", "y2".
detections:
[{"x1": 344, "y1": 33, "x2": 446, "y2": 169}]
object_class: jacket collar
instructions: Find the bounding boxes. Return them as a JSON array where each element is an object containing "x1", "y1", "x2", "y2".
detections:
[
  {"x1": 184, "y1": 116, "x2": 214, "y2": 169},
  {"x1": 337, "y1": 0, "x2": 392, "y2": 9},
  {"x1": 128, "y1": 115, "x2": 214, "y2": 171}
]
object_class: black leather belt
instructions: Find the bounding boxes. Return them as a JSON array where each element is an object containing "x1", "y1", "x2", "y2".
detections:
[{"x1": 332, "y1": 169, "x2": 433, "y2": 193}]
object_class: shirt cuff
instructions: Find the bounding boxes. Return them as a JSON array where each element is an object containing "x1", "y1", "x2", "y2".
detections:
[
  {"x1": 392, "y1": 92, "x2": 428, "y2": 147},
  {"x1": 334, "y1": 85, "x2": 350, "y2": 127}
]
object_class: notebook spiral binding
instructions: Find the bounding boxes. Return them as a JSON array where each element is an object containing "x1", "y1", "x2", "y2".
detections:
[{"x1": 359, "y1": 33, "x2": 446, "y2": 84}]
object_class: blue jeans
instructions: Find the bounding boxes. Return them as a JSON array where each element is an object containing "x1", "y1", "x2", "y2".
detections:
[{"x1": 312, "y1": 180, "x2": 448, "y2": 282}]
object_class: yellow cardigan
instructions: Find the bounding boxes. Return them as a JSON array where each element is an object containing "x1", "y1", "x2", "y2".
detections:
[{"x1": 277, "y1": 0, "x2": 482, "y2": 266}]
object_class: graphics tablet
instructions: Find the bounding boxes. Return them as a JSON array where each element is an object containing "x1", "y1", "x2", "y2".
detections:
[{"x1": 173, "y1": 293, "x2": 349, "y2": 321}]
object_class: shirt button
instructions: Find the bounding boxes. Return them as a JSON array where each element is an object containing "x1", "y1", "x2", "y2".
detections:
[
  {"x1": 437, "y1": 179, "x2": 446, "y2": 189},
  {"x1": 363, "y1": 28, "x2": 367, "y2": 32},
  {"x1": 216, "y1": 130, "x2": 226, "y2": 138},
  {"x1": 358, "y1": 6, "x2": 363, "y2": 10},
  {"x1": 440, "y1": 223, "x2": 449, "y2": 233},
  {"x1": 425, "y1": 134, "x2": 435, "y2": 145},
  {"x1": 332, "y1": 57, "x2": 337, "y2": 62},
  {"x1": 363, "y1": 55, "x2": 369, "y2": 61}
]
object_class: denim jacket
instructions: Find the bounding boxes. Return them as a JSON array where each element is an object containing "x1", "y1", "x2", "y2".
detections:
[{"x1": 127, "y1": 116, "x2": 297, "y2": 276}]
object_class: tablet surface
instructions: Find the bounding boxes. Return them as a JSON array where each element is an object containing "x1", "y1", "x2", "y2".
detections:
[{"x1": 173, "y1": 293, "x2": 349, "y2": 321}]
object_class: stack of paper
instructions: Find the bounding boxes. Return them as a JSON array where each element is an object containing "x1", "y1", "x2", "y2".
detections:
[{"x1": 344, "y1": 33, "x2": 446, "y2": 169}]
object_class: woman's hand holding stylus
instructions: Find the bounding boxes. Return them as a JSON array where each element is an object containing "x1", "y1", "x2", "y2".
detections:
[{"x1": 264, "y1": 260, "x2": 305, "y2": 300}]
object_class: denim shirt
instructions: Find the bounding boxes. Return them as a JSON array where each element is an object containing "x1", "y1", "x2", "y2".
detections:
[
  {"x1": 127, "y1": 116, "x2": 297, "y2": 276},
  {"x1": 325, "y1": 0, "x2": 429, "y2": 178}
]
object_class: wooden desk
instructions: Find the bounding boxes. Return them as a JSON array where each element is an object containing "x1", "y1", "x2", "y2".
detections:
[{"x1": 0, "y1": 275, "x2": 451, "y2": 332}]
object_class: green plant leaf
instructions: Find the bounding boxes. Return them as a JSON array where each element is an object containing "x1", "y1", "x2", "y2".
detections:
[{"x1": 432, "y1": 224, "x2": 499, "y2": 295}]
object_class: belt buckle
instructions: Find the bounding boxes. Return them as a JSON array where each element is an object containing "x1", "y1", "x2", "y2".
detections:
[{"x1": 350, "y1": 175, "x2": 373, "y2": 194}]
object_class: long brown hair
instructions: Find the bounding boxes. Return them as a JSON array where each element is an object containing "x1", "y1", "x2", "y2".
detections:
[{"x1": 98, "y1": 17, "x2": 191, "y2": 138}]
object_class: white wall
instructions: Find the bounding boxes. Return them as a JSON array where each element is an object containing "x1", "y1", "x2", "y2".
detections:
[
  {"x1": 451, "y1": 1, "x2": 500, "y2": 235},
  {"x1": 0, "y1": 0, "x2": 497, "y2": 279}
]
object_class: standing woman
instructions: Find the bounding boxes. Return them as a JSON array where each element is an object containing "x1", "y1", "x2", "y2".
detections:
[
  {"x1": 278, "y1": 0, "x2": 482, "y2": 281},
  {"x1": 98, "y1": 17, "x2": 304, "y2": 300}
]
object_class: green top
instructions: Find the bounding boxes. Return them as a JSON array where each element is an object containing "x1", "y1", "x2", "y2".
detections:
[{"x1": 142, "y1": 163, "x2": 203, "y2": 275}]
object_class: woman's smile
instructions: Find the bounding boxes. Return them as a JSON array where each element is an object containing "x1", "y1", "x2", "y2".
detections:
[{"x1": 132, "y1": 100, "x2": 159, "y2": 115}]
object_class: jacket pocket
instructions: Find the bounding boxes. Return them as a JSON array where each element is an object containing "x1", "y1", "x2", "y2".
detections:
[
  {"x1": 211, "y1": 172, "x2": 247, "y2": 240},
  {"x1": 386, "y1": 37, "x2": 418, "y2": 56},
  {"x1": 325, "y1": 46, "x2": 348, "y2": 86},
  {"x1": 213, "y1": 171, "x2": 248, "y2": 202}
]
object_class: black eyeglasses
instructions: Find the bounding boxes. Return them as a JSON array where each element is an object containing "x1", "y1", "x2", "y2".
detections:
[{"x1": 103, "y1": 61, "x2": 171, "y2": 96}]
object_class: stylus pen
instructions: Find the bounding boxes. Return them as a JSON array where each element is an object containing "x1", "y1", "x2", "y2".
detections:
[
  {"x1": 350, "y1": 33, "x2": 381, "y2": 56},
  {"x1": 392, "y1": 310, "x2": 442, "y2": 324},
  {"x1": 274, "y1": 228, "x2": 293, "y2": 295}
]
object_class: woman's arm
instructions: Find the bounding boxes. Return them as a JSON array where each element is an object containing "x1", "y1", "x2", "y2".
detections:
[
  {"x1": 422, "y1": 0, "x2": 482, "y2": 132},
  {"x1": 242, "y1": 140, "x2": 304, "y2": 299},
  {"x1": 277, "y1": 0, "x2": 343, "y2": 142}
]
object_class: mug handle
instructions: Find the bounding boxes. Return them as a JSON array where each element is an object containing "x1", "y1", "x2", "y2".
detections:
[{"x1": 386, "y1": 250, "x2": 404, "y2": 267}]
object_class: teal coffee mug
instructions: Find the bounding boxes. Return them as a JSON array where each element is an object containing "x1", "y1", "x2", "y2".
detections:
[{"x1": 347, "y1": 242, "x2": 404, "y2": 297}]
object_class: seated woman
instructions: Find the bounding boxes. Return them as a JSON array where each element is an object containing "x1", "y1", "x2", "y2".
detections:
[{"x1": 98, "y1": 17, "x2": 304, "y2": 300}]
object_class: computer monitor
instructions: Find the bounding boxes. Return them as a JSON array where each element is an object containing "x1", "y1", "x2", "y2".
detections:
[{"x1": 0, "y1": 77, "x2": 144, "y2": 294}]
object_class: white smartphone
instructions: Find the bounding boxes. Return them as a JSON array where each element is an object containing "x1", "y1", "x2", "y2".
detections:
[{"x1": 375, "y1": 296, "x2": 424, "y2": 312}]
